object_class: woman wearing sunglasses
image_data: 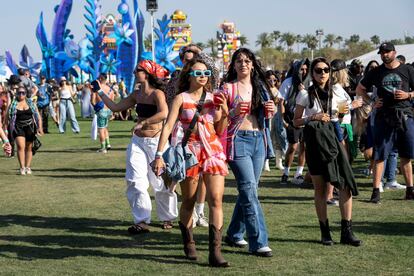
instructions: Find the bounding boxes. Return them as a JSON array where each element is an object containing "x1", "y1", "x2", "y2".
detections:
[
  {"x1": 218, "y1": 48, "x2": 275, "y2": 257},
  {"x1": 293, "y1": 57, "x2": 362, "y2": 247},
  {"x1": 94, "y1": 60, "x2": 178, "y2": 233},
  {"x1": 5, "y1": 84, "x2": 42, "y2": 175},
  {"x1": 153, "y1": 58, "x2": 229, "y2": 267}
]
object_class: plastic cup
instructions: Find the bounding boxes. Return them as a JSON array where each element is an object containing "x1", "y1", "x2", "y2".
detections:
[
  {"x1": 264, "y1": 101, "x2": 273, "y2": 119},
  {"x1": 213, "y1": 92, "x2": 222, "y2": 106},
  {"x1": 337, "y1": 100, "x2": 347, "y2": 113}
]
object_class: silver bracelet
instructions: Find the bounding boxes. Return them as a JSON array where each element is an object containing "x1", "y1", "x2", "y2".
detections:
[{"x1": 155, "y1": 151, "x2": 163, "y2": 157}]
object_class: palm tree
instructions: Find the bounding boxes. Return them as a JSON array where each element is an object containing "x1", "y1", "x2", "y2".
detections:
[
  {"x1": 206, "y1": 38, "x2": 217, "y2": 57},
  {"x1": 345, "y1": 34, "x2": 360, "y2": 46},
  {"x1": 323, "y1": 34, "x2": 336, "y2": 48},
  {"x1": 255, "y1": 32, "x2": 272, "y2": 49},
  {"x1": 271, "y1": 30, "x2": 281, "y2": 47},
  {"x1": 370, "y1": 35, "x2": 380, "y2": 46},
  {"x1": 195, "y1": 42, "x2": 206, "y2": 49},
  {"x1": 334, "y1": 35, "x2": 343, "y2": 48},
  {"x1": 280, "y1": 32, "x2": 296, "y2": 51},
  {"x1": 302, "y1": 34, "x2": 318, "y2": 59},
  {"x1": 239, "y1": 34, "x2": 249, "y2": 46}
]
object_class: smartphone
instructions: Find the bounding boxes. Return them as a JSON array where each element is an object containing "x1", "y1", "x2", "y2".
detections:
[{"x1": 90, "y1": 80, "x2": 101, "y2": 92}]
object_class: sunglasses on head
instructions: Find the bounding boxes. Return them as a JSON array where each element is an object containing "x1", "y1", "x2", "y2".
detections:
[
  {"x1": 189, "y1": 70, "x2": 211, "y2": 77},
  {"x1": 314, "y1": 67, "x2": 330, "y2": 74}
]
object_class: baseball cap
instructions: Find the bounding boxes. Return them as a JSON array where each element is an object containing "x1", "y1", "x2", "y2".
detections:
[
  {"x1": 330, "y1": 59, "x2": 347, "y2": 72},
  {"x1": 377, "y1": 42, "x2": 395, "y2": 54}
]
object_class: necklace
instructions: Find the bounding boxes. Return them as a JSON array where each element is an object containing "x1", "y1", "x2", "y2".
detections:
[{"x1": 237, "y1": 82, "x2": 252, "y2": 100}]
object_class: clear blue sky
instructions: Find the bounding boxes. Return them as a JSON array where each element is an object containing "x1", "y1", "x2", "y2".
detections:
[{"x1": 1, "y1": 0, "x2": 413, "y2": 60}]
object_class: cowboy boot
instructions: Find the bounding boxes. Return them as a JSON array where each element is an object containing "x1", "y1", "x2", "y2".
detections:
[
  {"x1": 208, "y1": 225, "x2": 229, "y2": 267},
  {"x1": 319, "y1": 219, "x2": 334, "y2": 246},
  {"x1": 178, "y1": 221, "x2": 197, "y2": 260},
  {"x1": 340, "y1": 219, "x2": 362, "y2": 247}
]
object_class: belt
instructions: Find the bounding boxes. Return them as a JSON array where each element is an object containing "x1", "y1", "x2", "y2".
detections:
[{"x1": 237, "y1": 130, "x2": 262, "y2": 136}]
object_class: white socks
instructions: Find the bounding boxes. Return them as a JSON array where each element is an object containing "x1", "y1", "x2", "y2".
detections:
[
  {"x1": 295, "y1": 166, "x2": 304, "y2": 177},
  {"x1": 284, "y1": 167, "x2": 290, "y2": 176},
  {"x1": 195, "y1": 202, "x2": 204, "y2": 216}
]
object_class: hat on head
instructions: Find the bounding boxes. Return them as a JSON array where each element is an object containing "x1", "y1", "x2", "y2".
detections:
[
  {"x1": 7, "y1": 75, "x2": 22, "y2": 85},
  {"x1": 351, "y1": 59, "x2": 363, "y2": 67},
  {"x1": 377, "y1": 42, "x2": 395, "y2": 54},
  {"x1": 330, "y1": 59, "x2": 347, "y2": 72}
]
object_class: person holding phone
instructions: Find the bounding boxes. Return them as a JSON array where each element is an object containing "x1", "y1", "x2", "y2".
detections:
[
  {"x1": 93, "y1": 60, "x2": 178, "y2": 233},
  {"x1": 91, "y1": 74, "x2": 114, "y2": 153}
]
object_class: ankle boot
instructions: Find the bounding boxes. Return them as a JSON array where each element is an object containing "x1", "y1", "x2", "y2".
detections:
[
  {"x1": 178, "y1": 221, "x2": 197, "y2": 260},
  {"x1": 208, "y1": 225, "x2": 229, "y2": 267},
  {"x1": 340, "y1": 220, "x2": 362, "y2": 247},
  {"x1": 319, "y1": 220, "x2": 334, "y2": 246}
]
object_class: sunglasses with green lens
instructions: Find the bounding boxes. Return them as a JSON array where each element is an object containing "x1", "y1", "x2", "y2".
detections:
[{"x1": 189, "y1": 70, "x2": 212, "y2": 77}]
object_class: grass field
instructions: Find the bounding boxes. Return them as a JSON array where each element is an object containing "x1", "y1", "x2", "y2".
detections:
[{"x1": 0, "y1": 116, "x2": 413, "y2": 275}]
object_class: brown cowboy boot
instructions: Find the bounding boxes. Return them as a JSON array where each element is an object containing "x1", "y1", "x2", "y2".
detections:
[
  {"x1": 208, "y1": 225, "x2": 229, "y2": 267},
  {"x1": 178, "y1": 221, "x2": 197, "y2": 260}
]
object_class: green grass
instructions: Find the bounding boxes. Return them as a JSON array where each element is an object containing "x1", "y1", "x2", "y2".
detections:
[{"x1": 0, "y1": 115, "x2": 413, "y2": 275}]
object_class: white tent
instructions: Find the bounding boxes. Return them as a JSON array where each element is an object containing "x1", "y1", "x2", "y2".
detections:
[{"x1": 346, "y1": 44, "x2": 414, "y2": 66}]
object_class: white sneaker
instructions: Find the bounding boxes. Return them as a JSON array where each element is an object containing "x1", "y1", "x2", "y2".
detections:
[
  {"x1": 379, "y1": 182, "x2": 384, "y2": 193},
  {"x1": 196, "y1": 214, "x2": 209, "y2": 227},
  {"x1": 263, "y1": 160, "x2": 270, "y2": 172},
  {"x1": 25, "y1": 168, "x2": 32, "y2": 175},
  {"x1": 234, "y1": 239, "x2": 248, "y2": 246},
  {"x1": 275, "y1": 158, "x2": 284, "y2": 171},
  {"x1": 192, "y1": 209, "x2": 198, "y2": 228},
  {"x1": 19, "y1": 168, "x2": 26, "y2": 175},
  {"x1": 384, "y1": 181, "x2": 405, "y2": 190},
  {"x1": 97, "y1": 148, "x2": 107, "y2": 154}
]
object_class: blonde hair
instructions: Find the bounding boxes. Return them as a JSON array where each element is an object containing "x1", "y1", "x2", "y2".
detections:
[{"x1": 331, "y1": 69, "x2": 349, "y2": 87}]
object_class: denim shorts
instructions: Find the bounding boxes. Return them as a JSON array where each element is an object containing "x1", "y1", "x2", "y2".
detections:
[
  {"x1": 331, "y1": 121, "x2": 344, "y2": 142},
  {"x1": 373, "y1": 116, "x2": 414, "y2": 160},
  {"x1": 97, "y1": 109, "x2": 112, "y2": 129}
]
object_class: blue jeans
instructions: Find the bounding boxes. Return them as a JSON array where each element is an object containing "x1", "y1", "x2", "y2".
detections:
[
  {"x1": 383, "y1": 150, "x2": 398, "y2": 182},
  {"x1": 59, "y1": 99, "x2": 80, "y2": 133},
  {"x1": 227, "y1": 130, "x2": 269, "y2": 252}
]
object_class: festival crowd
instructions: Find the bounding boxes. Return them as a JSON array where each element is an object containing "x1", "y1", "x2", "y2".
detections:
[{"x1": 1, "y1": 42, "x2": 414, "y2": 267}]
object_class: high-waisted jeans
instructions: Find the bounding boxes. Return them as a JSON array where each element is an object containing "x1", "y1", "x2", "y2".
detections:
[{"x1": 226, "y1": 130, "x2": 269, "y2": 252}]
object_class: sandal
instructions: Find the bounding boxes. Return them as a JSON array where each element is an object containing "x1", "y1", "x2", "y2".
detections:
[
  {"x1": 128, "y1": 223, "x2": 150, "y2": 235},
  {"x1": 162, "y1": 221, "x2": 173, "y2": 230}
]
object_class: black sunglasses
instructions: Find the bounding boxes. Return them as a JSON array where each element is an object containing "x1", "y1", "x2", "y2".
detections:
[
  {"x1": 314, "y1": 67, "x2": 330, "y2": 74},
  {"x1": 17, "y1": 91, "x2": 26, "y2": 95}
]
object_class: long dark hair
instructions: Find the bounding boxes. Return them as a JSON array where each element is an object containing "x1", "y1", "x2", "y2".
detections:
[
  {"x1": 177, "y1": 58, "x2": 212, "y2": 94},
  {"x1": 147, "y1": 73, "x2": 165, "y2": 91},
  {"x1": 308, "y1": 57, "x2": 331, "y2": 112},
  {"x1": 225, "y1": 48, "x2": 272, "y2": 114}
]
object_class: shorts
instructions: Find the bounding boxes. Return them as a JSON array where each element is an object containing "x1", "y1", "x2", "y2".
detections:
[
  {"x1": 186, "y1": 135, "x2": 228, "y2": 179},
  {"x1": 97, "y1": 109, "x2": 112, "y2": 129},
  {"x1": 13, "y1": 125, "x2": 35, "y2": 142},
  {"x1": 373, "y1": 116, "x2": 414, "y2": 160},
  {"x1": 286, "y1": 125, "x2": 303, "y2": 144}
]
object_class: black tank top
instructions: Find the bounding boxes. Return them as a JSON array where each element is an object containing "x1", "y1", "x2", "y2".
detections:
[
  {"x1": 136, "y1": 103, "x2": 157, "y2": 118},
  {"x1": 16, "y1": 108, "x2": 33, "y2": 121}
]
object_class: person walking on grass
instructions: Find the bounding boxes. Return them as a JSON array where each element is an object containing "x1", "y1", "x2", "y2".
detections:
[
  {"x1": 293, "y1": 57, "x2": 362, "y2": 247},
  {"x1": 91, "y1": 74, "x2": 114, "y2": 153},
  {"x1": 94, "y1": 60, "x2": 178, "y2": 233},
  {"x1": 5, "y1": 84, "x2": 43, "y2": 175},
  {"x1": 356, "y1": 42, "x2": 414, "y2": 203},
  {"x1": 153, "y1": 58, "x2": 229, "y2": 267},
  {"x1": 220, "y1": 48, "x2": 275, "y2": 257}
]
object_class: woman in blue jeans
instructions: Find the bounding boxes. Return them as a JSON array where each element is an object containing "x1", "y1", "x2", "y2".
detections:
[{"x1": 219, "y1": 48, "x2": 275, "y2": 257}]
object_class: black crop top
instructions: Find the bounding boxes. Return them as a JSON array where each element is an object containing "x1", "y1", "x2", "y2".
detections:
[
  {"x1": 136, "y1": 103, "x2": 157, "y2": 118},
  {"x1": 16, "y1": 108, "x2": 33, "y2": 121}
]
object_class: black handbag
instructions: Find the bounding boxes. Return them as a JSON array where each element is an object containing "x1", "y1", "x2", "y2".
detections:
[{"x1": 32, "y1": 136, "x2": 42, "y2": 155}]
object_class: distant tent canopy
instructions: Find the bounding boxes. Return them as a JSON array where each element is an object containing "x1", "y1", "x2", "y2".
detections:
[{"x1": 346, "y1": 44, "x2": 414, "y2": 66}]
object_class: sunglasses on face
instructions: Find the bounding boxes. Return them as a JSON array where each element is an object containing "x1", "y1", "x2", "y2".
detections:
[
  {"x1": 189, "y1": 70, "x2": 211, "y2": 77},
  {"x1": 314, "y1": 67, "x2": 330, "y2": 74},
  {"x1": 17, "y1": 91, "x2": 26, "y2": 96},
  {"x1": 134, "y1": 68, "x2": 145, "y2": 74}
]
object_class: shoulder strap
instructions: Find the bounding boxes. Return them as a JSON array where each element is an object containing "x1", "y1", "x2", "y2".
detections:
[{"x1": 182, "y1": 91, "x2": 207, "y2": 147}]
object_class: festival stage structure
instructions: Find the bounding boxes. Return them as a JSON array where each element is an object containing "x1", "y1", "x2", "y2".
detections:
[
  {"x1": 4, "y1": 0, "x2": 181, "y2": 94},
  {"x1": 168, "y1": 10, "x2": 192, "y2": 52},
  {"x1": 217, "y1": 21, "x2": 241, "y2": 72}
]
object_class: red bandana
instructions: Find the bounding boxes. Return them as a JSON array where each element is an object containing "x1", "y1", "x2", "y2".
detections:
[{"x1": 138, "y1": 60, "x2": 169, "y2": 79}]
